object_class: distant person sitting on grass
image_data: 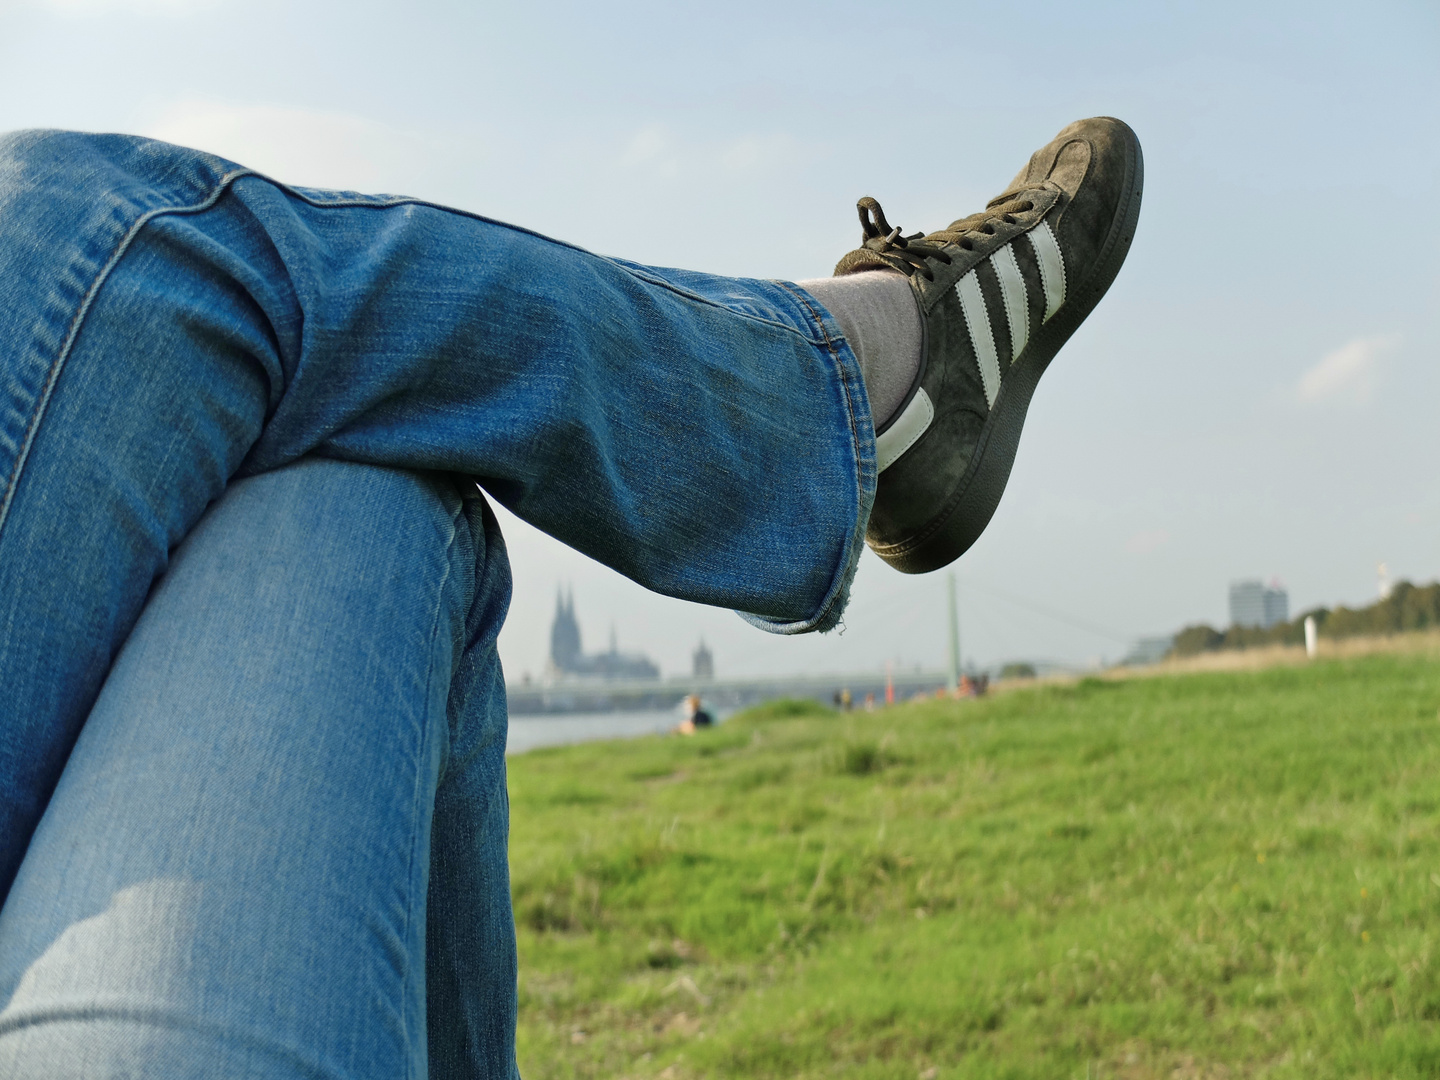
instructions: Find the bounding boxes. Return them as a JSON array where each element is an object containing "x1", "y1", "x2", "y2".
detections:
[
  {"x1": 0, "y1": 117, "x2": 1141, "y2": 1077},
  {"x1": 676, "y1": 693, "x2": 715, "y2": 735}
]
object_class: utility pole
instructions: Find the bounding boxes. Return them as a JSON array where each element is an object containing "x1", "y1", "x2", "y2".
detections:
[{"x1": 946, "y1": 572, "x2": 961, "y2": 694}]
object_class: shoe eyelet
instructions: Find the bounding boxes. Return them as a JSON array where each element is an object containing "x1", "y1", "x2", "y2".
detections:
[{"x1": 1001, "y1": 214, "x2": 1016, "y2": 224}]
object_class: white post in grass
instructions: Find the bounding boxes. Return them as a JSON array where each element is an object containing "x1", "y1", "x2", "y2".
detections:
[
  {"x1": 1304, "y1": 615, "x2": 1318, "y2": 659},
  {"x1": 946, "y1": 572, "x2": 960, "y2": 695}
]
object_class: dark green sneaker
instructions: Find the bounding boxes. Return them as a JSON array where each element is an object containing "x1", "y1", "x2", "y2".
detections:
[{"x1": 836, "y1": 116, "x2": 1143, "y2": 574}]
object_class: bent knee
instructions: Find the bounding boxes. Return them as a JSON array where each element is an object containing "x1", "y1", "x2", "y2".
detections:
[{"x1": 0, "y1": 128, "x2": 243, "y2": 238}]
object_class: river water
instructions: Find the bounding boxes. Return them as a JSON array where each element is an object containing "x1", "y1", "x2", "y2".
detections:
[{"x1": 506, "y1": 708, "x2": 727, "y2": 755}]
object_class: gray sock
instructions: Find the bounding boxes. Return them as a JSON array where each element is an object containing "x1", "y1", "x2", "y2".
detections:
[{"x1": 798, "y1": 271, "x2": 923, "y2": 430}]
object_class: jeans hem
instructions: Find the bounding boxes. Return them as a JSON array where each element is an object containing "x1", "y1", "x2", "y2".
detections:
[{"x1": 739, "y1": 281, "x2": 876, "y2": 636}]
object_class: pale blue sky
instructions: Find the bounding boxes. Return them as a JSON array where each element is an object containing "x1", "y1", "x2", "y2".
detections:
[{"x1": 3, "y1": 0, "x2": 1437, "y2": 678}]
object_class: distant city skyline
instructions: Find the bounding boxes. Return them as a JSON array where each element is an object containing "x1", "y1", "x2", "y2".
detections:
[{"x1": 546, "y1": 589, "x2": 659, "y2": 682}]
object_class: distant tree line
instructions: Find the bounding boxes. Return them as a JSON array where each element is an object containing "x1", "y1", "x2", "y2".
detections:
[{"x1": 1171, "y1": 580, "x2": 1440, "y2": 658}]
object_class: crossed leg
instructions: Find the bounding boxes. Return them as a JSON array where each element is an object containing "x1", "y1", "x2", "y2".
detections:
[
  {"x1": 0, "y1": 459, "x2": 520, "y2": 1078},
  {"x1": 0, "y1": 130, "x2": 873, "y2": 898}
]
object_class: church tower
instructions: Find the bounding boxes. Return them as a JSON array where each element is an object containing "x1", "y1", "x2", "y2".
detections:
[
  {"x1": 549, "y1": 588, "x2": 582, "y2": 672},
  {"x1": 692, "y1": 639, "x2": 714, "y2": 681}
]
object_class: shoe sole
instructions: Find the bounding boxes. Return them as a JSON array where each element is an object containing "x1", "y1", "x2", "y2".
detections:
[{"x1": 874, "y1": 119, "x2": 1145, "y2": 575}]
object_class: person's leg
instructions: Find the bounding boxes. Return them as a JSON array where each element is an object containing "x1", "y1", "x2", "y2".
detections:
[
  {"x1": 0, "y1": 116, "x2": 1140, "y2": 900},
  {"x1": 0, "y1": 130, "x2": 874, "y2": 895},
  {"x1": 0, "y1": 458, "x2": 517, "y2": 1079}
]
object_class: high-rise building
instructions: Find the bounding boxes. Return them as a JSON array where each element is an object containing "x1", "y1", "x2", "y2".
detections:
[
  {"x1": 1262, "y1": 586, "x2": 1289, "y2": 628},
  {"x1": 1229, "y1": 580, "x2": 1288, "y2": 629}
]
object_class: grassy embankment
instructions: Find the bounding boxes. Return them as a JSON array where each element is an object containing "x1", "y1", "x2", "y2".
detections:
[{"x1": 508, "y1": 645, "x2": 1440, "y2": 1079}]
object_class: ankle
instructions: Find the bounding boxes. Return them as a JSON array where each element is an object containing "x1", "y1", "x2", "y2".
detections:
[{"x1": 798, "y1": 271, "x2": 923, "y2": 430}]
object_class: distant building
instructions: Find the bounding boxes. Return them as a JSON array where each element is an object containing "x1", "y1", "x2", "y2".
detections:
[
  {"x1": 1264, "y1": 586, "x2": 1289, "y2": 627},
  {"x1": 692, "y1": 639, "x2": 714, "y2": 681},
  {"x1": 547, "y1": 590, "x2": 660, "y2": 681},
  {"x1": 1229, "y1": 580, "x2": 1289, "y2": 629},
  {"x1": 1121, "y1": 636, "x2": 1174, "y2": 666},
  {"x1": 549, "y1": 590, "x2": 583, "y2": 671}
]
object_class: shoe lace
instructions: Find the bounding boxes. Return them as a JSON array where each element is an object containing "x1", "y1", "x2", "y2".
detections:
[{"x1": 856, "y1": 192, "x2": 1038, "y2": 281}]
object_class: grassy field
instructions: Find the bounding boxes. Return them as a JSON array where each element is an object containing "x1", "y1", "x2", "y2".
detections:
[{"x1": 507, "y1": 649, "x2": 1440, "y2": 1079}]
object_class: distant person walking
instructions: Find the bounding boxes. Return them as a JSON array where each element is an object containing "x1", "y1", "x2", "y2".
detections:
[{"x1": 0, "y1": 118, "x2": 1141, "y2": 1077}]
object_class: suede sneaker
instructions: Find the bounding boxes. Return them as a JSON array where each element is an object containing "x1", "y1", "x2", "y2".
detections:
[{"x1": 835, "y1": 116, "x2": 1143, "y2": 573}]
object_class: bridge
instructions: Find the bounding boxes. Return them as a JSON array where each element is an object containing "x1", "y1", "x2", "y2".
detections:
[{"x1": 505, "y1": 669, "x2": 959, "y2": 715}]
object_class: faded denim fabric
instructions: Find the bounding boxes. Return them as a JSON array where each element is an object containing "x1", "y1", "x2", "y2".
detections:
[
  {"x1": 0, "y1": 129, "x2": 876, "y2": 905},
  {"x1": 0, "y1": 459, "x2": 519, "y2": 1079}
]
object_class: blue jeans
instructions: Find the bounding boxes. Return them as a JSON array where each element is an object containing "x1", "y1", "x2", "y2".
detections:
[
  {"x1": 0, "y1": 130, "x2": 875, "y2": 1075},
  {"x1": 1, "y1": 460, "x2": 517, "y2": 1078}
]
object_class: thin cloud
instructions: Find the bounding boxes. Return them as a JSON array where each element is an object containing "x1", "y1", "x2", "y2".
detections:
[
  {"x1": 719, "y1": 133, "x2": 794, "y2": 175},
  {"x1": 1297, "y1": 334, "x2": 1398, "y2": 404},
  {"x1": 618, "y1": 125, "x2": 793, "y2": 180},
  {"x1": 139, "y1": 100, "x2": 435, "y2": 192},
  {"x1": 618, "y1": 125, "x2": 680, "y2": 178}
]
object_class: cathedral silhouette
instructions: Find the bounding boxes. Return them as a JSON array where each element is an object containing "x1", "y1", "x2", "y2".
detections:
[{"x1": 547, "y1": 589, "x2": 659, "y2": 681}]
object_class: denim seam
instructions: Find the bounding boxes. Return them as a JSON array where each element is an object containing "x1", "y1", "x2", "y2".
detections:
[
  {"x1": 256, "y1": 178, "x2": 831, "y2": 346},
  {"x1": 603, "y1": 264, "x2": 831, "y2": 344},
  {"x1": 0, "y1": 169, "x2": 255, "y2": 548},
  {"x1": 400, "y1": 490, "x2": 467, "y2": 1077},
  {"x1": 776, "y1": 281, "x2": 877, "y2": 633}
]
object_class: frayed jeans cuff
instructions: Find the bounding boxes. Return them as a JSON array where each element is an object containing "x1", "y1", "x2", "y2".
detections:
[{"x1": 738, "y1": 281, "x2": 876, "y2": 636}]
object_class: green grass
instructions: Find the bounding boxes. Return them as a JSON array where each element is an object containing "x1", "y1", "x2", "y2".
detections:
[{"x1": 508, "y1": 653, "x2": 1440, "y2": 1078}]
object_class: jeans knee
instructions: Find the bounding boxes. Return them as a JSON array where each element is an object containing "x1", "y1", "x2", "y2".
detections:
[
  {"x1": 0, "y1": 129, "x2": 117, "y2": 209},
  {"x1": 0, "y1": 129, "x2": 241, "y2": 237}
]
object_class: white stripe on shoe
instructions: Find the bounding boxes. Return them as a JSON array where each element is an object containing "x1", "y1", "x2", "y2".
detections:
[
  {"x1": 1028, "y1": 221, "x2": 1067, "y2": 320},
  {"x1": 955, "y1": 270, "x2": 1001, "y2": 407},
  {"x1": 992, "y1": 243, "x2": 1030, "y2": 361},
  {"x1": 872, "y1": 216, "x2": 1066, "y2": 473},
  {"x1": 876, "y1": 388, "x2": 934, "y2": 473}
]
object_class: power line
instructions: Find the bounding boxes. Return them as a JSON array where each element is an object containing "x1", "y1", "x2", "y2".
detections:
[{"x1": 958, "y1": 578, "x2": 1132, "y2": 644}]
